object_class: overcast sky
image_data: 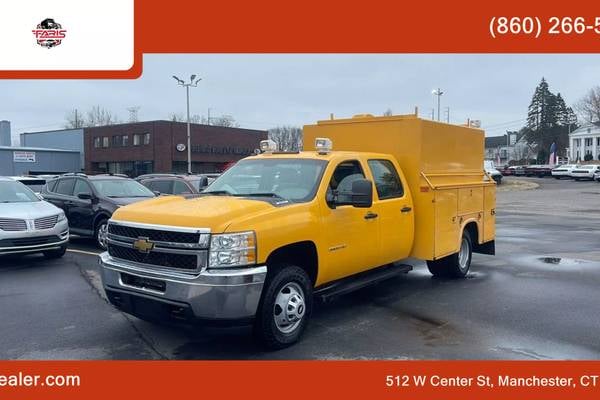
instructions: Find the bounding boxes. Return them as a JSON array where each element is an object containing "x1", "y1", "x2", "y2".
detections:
[{"x1": 2, "y1": 54, "x2": 599, "y2": 143}]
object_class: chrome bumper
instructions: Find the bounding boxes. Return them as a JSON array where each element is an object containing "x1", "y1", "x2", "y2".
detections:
[{"x1": 99, "y1": 252, "x2": 267, "y2": 320}]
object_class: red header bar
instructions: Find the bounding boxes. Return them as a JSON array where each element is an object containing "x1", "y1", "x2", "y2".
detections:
[{"x1": 1, "y1": 361, "x2": 599, "y2": 399}]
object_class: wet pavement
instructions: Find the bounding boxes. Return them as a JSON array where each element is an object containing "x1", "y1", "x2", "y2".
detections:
[{"x1": 1, "y1": 177, "x2": 600, "y2": 359}]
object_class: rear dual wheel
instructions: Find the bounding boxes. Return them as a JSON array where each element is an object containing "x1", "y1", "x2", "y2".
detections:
[{"x1": 427, "y1": 231, "x2": 472, "y2": 278}]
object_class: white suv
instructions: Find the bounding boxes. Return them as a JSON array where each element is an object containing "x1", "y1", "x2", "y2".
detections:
[{"x1": 0, "y1": 177, "x2": 69, "y2": 258}]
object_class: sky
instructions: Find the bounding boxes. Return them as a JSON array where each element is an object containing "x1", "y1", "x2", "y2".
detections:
[{"x1": 1, "y1": 54, "x2": 599, "y2": 144}]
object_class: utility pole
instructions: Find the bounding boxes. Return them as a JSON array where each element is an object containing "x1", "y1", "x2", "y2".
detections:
[
  {"x1": 432, "y1": 88, "x2": 444, "y2": 121},
  {"x1": 444, "y1": 107, "x2": 450, "y2": 123},
  {"x1": 431, "y1": 109, "x2": 435, "y2": 120},
  {"x1": 74, "y1": 109, "x2": 80, "y2": 128},
  {"x1": 172, "y1": 74, "x2": 202, "y2": 174},
  {"x1": 127, "y1": 106, "x2": 141, "y2": 123},
  {"x1": 207, "y1": 108, "x2": 211, "y2": 125}
]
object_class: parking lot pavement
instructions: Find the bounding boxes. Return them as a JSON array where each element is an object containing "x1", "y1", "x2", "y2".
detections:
[{"x1": 2, "y1": 177, "x2": 600, "y2": 360}]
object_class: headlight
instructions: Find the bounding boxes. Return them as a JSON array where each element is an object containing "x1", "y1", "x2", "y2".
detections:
[
  {"x1": 209, "y1": 231, "x2": 256, "y2": 269},
  {"x1": 56, "y1": 212, "x2": 67, "y2": 222}
]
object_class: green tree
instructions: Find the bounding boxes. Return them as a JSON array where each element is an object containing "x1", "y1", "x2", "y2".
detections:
[{"x1": 524, "y1": 78, "x2": 577, "y2": 159}]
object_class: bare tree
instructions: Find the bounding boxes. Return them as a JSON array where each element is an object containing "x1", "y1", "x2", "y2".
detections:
[
  {"x1": 269, "y1": 126, "x2": 303, "y2": 151},
  {"x1": 64, "y1": 109, "x2": 85, "y2": 129},
  {"x1": 575, "y1": 86, "x2": 600, "y2": 124},
  {"x1": 208, "y1": 114, "x2": 238, "y2": 127},
  {"x1": 169, "y1": 113, "x2": 208, "y2": 124},
  {"x1": 85, "y1": 105, "x2": 119, "y2": 127},
  {"x1": 383, "y1": 108, "x2": 393, "y2": 116}
]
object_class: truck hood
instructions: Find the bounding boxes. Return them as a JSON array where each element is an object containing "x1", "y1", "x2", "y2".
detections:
[{"x1": 110, "y1": 195, "x2": 277, "y2": 233}]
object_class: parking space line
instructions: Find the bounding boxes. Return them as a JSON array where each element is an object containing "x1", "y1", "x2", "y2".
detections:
[{"x1": 67, "y1": 248, "x2": 101, "y2": 256}]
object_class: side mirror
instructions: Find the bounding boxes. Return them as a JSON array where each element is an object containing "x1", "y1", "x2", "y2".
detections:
[
  {"x1": 153, "y1": 191, "x2": 161, "y2": 196},
  {"x1": 198, "y1": 176, "x2": 209, "y2": 189},
  {"x1": 350, "y1": 179, "x2": 373, "y2": 208},
  {"x1": 77, "y1": 193, "x2": 93, "y2": 200}
]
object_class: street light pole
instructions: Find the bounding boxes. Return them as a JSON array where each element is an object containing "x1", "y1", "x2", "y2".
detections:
[
  {"x1": 432, "y1": 88, "x2": 444, "y2": 121},
  {"x1": 173, "y1": 74, "x2": 202, "y2": 174}
]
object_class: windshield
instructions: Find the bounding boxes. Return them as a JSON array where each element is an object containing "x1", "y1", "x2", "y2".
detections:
[
  {"x1": 205, "y1": 158, "x2": 327, "y2": 202},
  {"x1": 0, "y1": 181, "x2": 40, "y2": 203},
  {"x1": 91, "y1": 179, "x2": 155, "y2": 198}
]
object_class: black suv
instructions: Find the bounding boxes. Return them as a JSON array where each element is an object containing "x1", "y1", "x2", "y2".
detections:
[
  {"x1": 42, "y1": 173, "x2": 155, "y2": 249},
  {"x1": 136, "y1": 173, "x2": 219, "y2": 195}
]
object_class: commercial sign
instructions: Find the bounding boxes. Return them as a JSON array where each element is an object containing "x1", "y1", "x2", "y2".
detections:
[{"x1": 13, "y1": 151, "x2": 36, "y2": 163}]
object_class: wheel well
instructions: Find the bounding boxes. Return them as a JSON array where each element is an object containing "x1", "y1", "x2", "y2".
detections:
[
  {"x1": 464, "y1": 221, "x2": 479, "y2": 245},
  {"x1": 93, "y1": 213, "x2": 110, "y2": 230},
  {"x1": 266, "y1": 241, "x2": 318, "y2": 285}
]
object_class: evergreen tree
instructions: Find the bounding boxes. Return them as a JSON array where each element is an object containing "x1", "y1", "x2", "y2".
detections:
[{"x1": 524, "y1": 78, "x2": 577, "y2": 159}]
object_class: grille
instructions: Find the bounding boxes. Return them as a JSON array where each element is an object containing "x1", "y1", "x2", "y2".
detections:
[
  {"x1": 108, "y1": 244, "x2": 198, "y2": 270},
  {"x1": 108, "y1": 224, "x2": 201, "y2": 244},
  {"x1": 0, "y1": 236, "x2": 60, "y2": 248},
  {"x1": 0, "y1": 218, "x2": 27, "y2": 231},
  {"x1": 34, "y1": 215, "x2": 58, "y2": 230}
]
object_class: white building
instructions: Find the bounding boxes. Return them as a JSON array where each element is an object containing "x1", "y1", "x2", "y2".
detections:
[{"x1": 568, "y1": 123, "x2": 600, "y2": 162}]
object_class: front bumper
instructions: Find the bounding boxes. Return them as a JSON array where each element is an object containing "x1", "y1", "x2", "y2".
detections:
[
  {"x1": 99, "y1": 252, "x2": 267, "y2": 322},
  {"x1": 0, "y1": 221, "x2": 69, "y2": 255}
]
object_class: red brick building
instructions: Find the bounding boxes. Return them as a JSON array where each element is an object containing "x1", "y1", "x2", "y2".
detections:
[{"x1": 84, "y1": 121, "x2": 267, "y2": 176}]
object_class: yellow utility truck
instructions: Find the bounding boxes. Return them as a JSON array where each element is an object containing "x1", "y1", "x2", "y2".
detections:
[{"x1": 100, "y1": 114, "x2": 496, "y2": 349}]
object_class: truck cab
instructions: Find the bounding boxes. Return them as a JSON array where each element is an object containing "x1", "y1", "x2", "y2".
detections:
[{"x1": 99, "y1": 114, "x2": 495, "y2": 349}]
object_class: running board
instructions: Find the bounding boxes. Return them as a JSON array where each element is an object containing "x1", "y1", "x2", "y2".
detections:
[{"x1": 314, "y1": 263, "x2": 412, "y2": 303}]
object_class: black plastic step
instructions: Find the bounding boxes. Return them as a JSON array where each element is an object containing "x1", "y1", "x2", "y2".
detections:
[{"x1": 314, "y1": 263, "x2": 412, "y2": 303}]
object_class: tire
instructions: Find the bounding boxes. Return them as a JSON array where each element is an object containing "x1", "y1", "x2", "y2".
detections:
[
  {"x1": 426, "y1": 230, "x2": 472, "y2": 279},
  {"x1": 254, "y1": 265, "x2": 313, "y2": 350},
  {"x1": 43, "y1": 244, "x2": 67, "y2": 259},
  {"x1": 95, "y1": 218, "x2": 109, "y2": 250}
]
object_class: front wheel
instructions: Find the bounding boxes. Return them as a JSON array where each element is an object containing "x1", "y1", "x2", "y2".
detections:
[
  {"x1": 427, "y1": 230, "x2": 472, "y2": 278},
  {"x1": 254, "y1": 265, "x2": 313, "y2": 350},
  {"x1": 43, "y1": 244, "x2": 67, "y2": 259},
  {"x1": 95, "y1": 219, "x2": 109, "y2": 250}
]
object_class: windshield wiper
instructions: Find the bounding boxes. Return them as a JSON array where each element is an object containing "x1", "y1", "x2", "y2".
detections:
[
  {"x1": 203, "y1": 190, "x2": 234, "y2": 196},
  {"x1": 235, "y1": 192, "x2": 288, "y2": 201}
]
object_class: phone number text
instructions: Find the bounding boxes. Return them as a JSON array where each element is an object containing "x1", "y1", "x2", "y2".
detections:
[{"x1": 489, "y1": 17, "x2": 600, "y2": 38}]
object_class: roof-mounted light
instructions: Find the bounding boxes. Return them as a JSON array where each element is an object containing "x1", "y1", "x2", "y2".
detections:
[
  {"x1": 259, "y1": 139, "x2": 277, "y2": 153},
  {"x1": 315, "y1": 137, "x2": 333, "y2": 155}
]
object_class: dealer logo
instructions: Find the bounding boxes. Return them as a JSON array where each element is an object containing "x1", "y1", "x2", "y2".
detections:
[{"x1": 32, "y1": 18, "x2": 66, "y2": 49}]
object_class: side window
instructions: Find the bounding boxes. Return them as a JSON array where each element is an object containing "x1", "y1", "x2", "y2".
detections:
[
  {"x1": 328, "y1": 160, "x2": 365, "y2": 205},
  {"x1": 46, "y1": 179, "x2": 58, "y2": 192},
  {"x1": 368, "y1": 159, "x2": 404, "y2": 199},
  {"x1": 73, "y1": 179, "x2": 92, "y2": 196},
  {"x1": 173, "y1": 180, "x2": 192, "y2": 195},
  {"x1": 149, "y1": 180, "x2": 173, "y2": 194},
  {"x1": 55, "y1": 178, "x2": 76, "y2": 196}
]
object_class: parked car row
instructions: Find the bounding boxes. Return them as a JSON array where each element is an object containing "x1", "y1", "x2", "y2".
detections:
[
  {"x1": 556, "y1": 164, "x2": 600, "y2": 181},
  {"x1": 0, "y1": 172, "x2": 221, "y2": 256}
]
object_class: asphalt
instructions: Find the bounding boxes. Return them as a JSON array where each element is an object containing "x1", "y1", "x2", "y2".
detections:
[{"x1": 1, "y1": 176, "x2": 600, "y2": 360}]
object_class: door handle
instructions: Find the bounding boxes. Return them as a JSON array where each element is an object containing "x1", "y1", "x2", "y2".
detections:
[
  {"x1": 364, "y1": 212, "x2": 378, "y2": 220},
  {"x1": 401, "y1": 206, "x2": 412, "y2": 213}
]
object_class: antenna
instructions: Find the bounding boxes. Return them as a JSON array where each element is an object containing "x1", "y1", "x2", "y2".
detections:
[{"x1": 127, "y1": 106, "x2": 141, "y2": 123}]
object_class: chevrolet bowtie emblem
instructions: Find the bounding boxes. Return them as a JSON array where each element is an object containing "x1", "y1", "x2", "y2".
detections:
[{"x1": 133, "y1": 237, "x2": 155, "y2": 253}]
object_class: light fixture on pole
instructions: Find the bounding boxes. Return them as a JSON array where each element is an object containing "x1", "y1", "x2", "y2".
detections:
[
  {"x1": 173, "y1": 74, "x2": 202, "y2": 174},
  {"x1": 432, "y1": 88, "x2": 444, "y2": 121}
]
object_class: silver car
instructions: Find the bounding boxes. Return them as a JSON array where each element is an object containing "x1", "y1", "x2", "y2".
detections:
[{"x1": 0, "y1": 177, "x2": 69, "y2": 258}]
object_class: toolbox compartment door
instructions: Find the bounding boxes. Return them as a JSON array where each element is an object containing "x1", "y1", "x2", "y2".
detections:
[{"x1": 434, "y1": 188, "x2": 459, "y2": 258}]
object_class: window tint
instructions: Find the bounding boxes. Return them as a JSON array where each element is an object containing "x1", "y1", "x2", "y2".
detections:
[
  {"x1": 368, "y1": 159, "x2": 404, "y2": 199},
  {"x1": 149, "y1": 180, "x2": 172, "y2": 194},
  {"x1": 173, "y1": 180, "x2": 192, "y2": 195},
  {"x1": 55, "y1": 178, "x2": 76, "y2": 196},
  {"x1": 328, "y1": 160, "x2": 365, "y2": 204},
  {"x1": 73, "y1": 179, "x2": 92, "y2": 196}
]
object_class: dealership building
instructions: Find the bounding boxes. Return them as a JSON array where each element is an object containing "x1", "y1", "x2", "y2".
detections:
[{"x1": 20, "y1": 121, "x2": 268, "y2": 177}]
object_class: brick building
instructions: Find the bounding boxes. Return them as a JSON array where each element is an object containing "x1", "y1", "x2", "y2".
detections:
[{"x1": 83, "y1": 121, "x2": 267, "y2": 176}]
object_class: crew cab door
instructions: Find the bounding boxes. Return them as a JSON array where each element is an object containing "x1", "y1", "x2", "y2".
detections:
[
  {"x1": 320, "y1": 160, "x2": 380, "y2": 282},
  {"x1": 366, "y1": 159, "x2": 414, "y2": 264}
]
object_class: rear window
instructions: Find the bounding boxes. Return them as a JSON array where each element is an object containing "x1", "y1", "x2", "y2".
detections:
[{"x1": 55, "y1": 178, "x2": 75, "y2": 196}]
